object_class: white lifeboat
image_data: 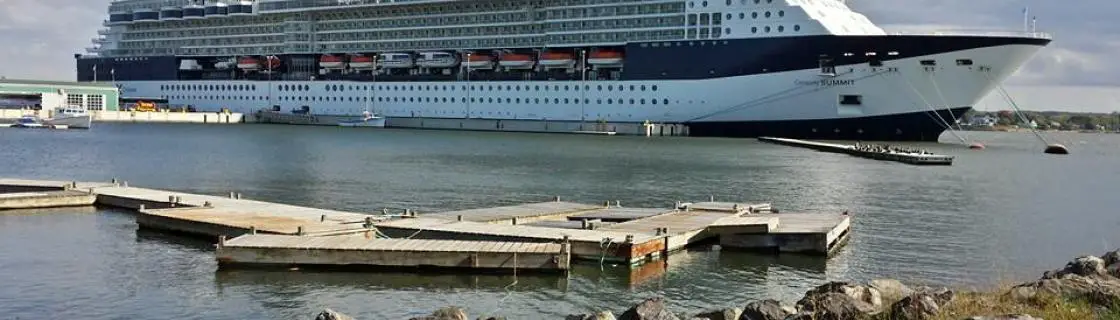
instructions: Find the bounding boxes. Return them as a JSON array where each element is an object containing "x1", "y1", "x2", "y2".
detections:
[
  {"x1": 461, "y1": 54, "x2": 494, "y2": 69},
  {"x1": 214, "y1": 58, "x2": 235, "y2": 69},
  {"x1": 319, "y1": 54, "x2": 344, "y2": 69},
  {"x1": 236, "y1": 57, "x2": 260, "y2": 70},
  {"x1": 499, "y1": 53, "x2": 535, "y2": 69},
  {"x1": 348, "y1": 54, "x2": 375, "y2": 69},
  {"x1": 179, "y1": 59, "x2": 202, "y2": 71},
  {"x1": 588, "y1": 51, "x2": 624, "y2": 66},
  {"x1": 539, "y1": 52, "x2": 575, "y2": 68},
  {"x1": 417, "y1": 52, "x2": 458, "y2": 68},
  {"x1": 378, "y1": 53, "x2": 414, "y2": 69}
]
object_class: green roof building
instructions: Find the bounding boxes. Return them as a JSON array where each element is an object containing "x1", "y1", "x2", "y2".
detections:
[{"x1": 0, "y1": 79, "x2": 120, "y2": 111}]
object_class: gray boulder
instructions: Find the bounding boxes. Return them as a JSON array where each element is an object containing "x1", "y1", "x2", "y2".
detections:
[
  {"x1": 887, "y1": 288, "x2": 955, "y2": 320},
  {"x1": 1010, "y1": 275, "x2": 1120, "y2": 307},
  {"x1": 1042, "y1": 255, "x2": 1108, "y2": 279},
  {"x1": 409, "y1": 306, "x2": 469, "y2": 320},
  {"x1": 869, "y1": 279, "x2": 915, "y2": 304},
  {"x1": 1103, "y1": 250, "x2": 1120, "y2": 266},
  {"x1": 738, "y1": 300, "x2": 794, "y2": 320},
  {"x1": 618, "y1": 297, "x2": 680, "y2": 320},
  {"x1": 794, "y1": 292, "x2": 869, "y2": 320},
  {"x1": 566, "y1": 311, "x2": 617, "y2": 320},
  {"x1": 796, "y1": 281, "x2": 883, "y2": 315},
  {"x1": 694, "y1": 307, "x2": 740, "y2": 320},
  {"x1": 314, "y1": 308, "x2": 354, "y2": 320}
]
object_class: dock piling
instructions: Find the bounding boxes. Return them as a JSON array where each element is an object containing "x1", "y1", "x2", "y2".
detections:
[
  {"x1": 229, "y1": 192, "x2": 235, "y2": 199},
  {"x1": 457, "y1": 215, "x2": 463, "y2": 221},
  {"x1": 554, "y1": 196, "x2": 561, "y2": 202},
  {"x1": 218, "y1": 235, "x2": 226, "y2": 248},
  {"x1": 235, "y1": 193, "x2": 242, "y2": 200},
  {"x1": 296, "y1": 226, "x2": 303, "y2": 235},
  {"x1": 249, "y1": 226, "x2": 256, "y2": 234}
]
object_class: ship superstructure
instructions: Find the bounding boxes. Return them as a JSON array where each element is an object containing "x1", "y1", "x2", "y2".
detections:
[{"x1": 78, "y1": 0, "x2": 1051, "y2": 140}]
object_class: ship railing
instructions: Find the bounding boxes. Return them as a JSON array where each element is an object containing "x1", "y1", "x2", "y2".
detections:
[{"x1": 889, "y1": 29, "x2": 1052, "y2": 39}]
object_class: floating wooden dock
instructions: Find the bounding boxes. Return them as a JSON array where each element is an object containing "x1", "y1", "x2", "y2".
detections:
[
  {"x1": 216, "y1": 234, "x2": 569, "y2": 273},
  {"x1": 758, "y1": 137, "x2": 953, "y2": 165},
  {"x1": 0, "y1": 190, "x2": 96, "y2": 210},
  {"x1": 0, "y1": 178, "x2": 852, "y2": 274}
]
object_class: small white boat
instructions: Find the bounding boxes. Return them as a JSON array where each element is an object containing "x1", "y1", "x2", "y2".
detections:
[
  {"x1": 44, "y1": 106, "x2": 92, "y2": 129},
  {"x1": 7, "y1": 115, "x2": 68, "y2": 129},
  {"x1": 338, "y1": 111, "x2": 386, "y2": 128}
]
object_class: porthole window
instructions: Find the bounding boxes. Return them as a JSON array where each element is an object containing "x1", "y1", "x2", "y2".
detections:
[
  {"x1": 640, "y1": 85, "x2": 647, "y2": 91},
  {"x1": 652, "y1": 99, "x2": 658, "y2": 105},
  {"x1": 701, "y1": 1, "x2": 707, "y2": 7},
  {"x1": 652, "y1": 85, "x2": 659, "y2": 91},
  {"x1": 607, "y1": 85, "x2": 613, "y2": 91},
  {"x1": 739, "y1": 12, "x2": 745, "y2": 19},
  {"x1": 726, "y1": 28, "x2": 732, "y2": 34},
  {"x1": 794, "y1": 25, "x2": 801, "y2": 31},
  {"x1": 778, "y1": 25, "x2": 784, "y2": 32},
  {"x1": 726, "y1": 13, "x2": 731, "y2": 19},
  {"x1": 765, "y1": 11, "x2": 771, "y2": 18},
  {"x1": 765, "y1": 26, "x2": 771, "y2": 32},
  {"x1": 751, "y1": 27, "x2": 758, "y2": 33},
  {"x1": 629, "y1": 99, "x2": 635, "y2": 104},
  {"x1": 778, "y1": 10, "x2": 784, "y2": 17},
  {"x1": 725, "y1": 0, "x2": 731, "y2": 5},
  {"x1": 663, "y1": 99, "x2": 669, "y2": 105},
  {"x1": 689, "y1": 2, "x2": 694, "y2": 8}
]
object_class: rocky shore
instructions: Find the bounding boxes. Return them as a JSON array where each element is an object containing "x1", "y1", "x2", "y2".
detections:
[{"x1": 316, "y1": 249, "x2": 1120, "y2": 320}]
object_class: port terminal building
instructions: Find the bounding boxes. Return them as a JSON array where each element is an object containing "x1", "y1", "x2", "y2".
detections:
[{"x1": 0, "y1": 79, "x2": 120, "y2": 112}]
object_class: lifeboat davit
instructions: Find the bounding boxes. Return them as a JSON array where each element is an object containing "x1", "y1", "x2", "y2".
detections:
[
  {"x1": 236, "y1": 57, "x2": 260, "y2": 70},
  {"x1": 499, "y1": 53, "x2": 535, "y2": 69},
  {"x1": 539, "y1": 52, "x2": 575, "y2": 68},
  {"x1": 417, "y1": 52, "x2": 458, "y2": 68},
  {"x1": 319, "y1": 54, "x2": 344, "y2": 69},
  {"x1": 588, "y1": 51, "x2": 624, "y2": 65},
  {"x1": 461, "y1": 53, "x2": 494, "y2": 69},
  {"x1": 348, "y1": 54, "x2": 375, "y2": 69},
  {"x1": 263, "y1": 56, "x2": 281, "y2": 70}
]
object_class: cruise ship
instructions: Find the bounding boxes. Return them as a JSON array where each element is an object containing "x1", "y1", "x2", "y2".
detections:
[{"x1": 76, "y1": 0, "x2": 1051, "y2": 141}]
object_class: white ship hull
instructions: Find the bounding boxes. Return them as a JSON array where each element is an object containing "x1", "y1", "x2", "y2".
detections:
[
  {"x1": 120, "y1": 43, "x2": 1041, "y2": 140},
  {"x1": 45, "y1": 115, "x2": 92, "y2": 129}
]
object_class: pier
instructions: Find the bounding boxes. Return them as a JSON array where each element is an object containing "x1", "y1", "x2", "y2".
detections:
[
  {"x1": 758, "y1": 137, "x2": 953, "y2": 165},
  {"x1": 0, "y1": 178, "x2": 852, "y2": 274}
]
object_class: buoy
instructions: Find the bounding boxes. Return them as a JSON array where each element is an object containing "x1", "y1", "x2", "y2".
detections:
[
  {"x1": 968, "y1": 143, "x2": 985, "y2": 150},
  {"x1": 1044, "y1": 144, "x2": 1069, "y2": 155}
]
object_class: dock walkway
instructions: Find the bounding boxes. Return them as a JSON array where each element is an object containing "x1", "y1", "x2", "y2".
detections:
[
  {"x1": 0, "y1": 178, "x2": 852, "y2": 274},
  {"x1": 758, "y1": 137, "x2": 953, "y2": 165}
]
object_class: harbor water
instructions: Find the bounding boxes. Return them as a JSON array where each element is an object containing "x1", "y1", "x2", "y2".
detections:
[{"x1": 1, "y1": 124, "x2": 1118, "y2": 319}]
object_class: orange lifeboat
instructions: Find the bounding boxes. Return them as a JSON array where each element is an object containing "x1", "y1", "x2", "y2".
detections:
[
  {"x1": 539, "y1": 52, "x2": 575, "y2": 67},
  {"x1": 498, "y1": 53, "x2": 535, "y2": 69},
  {"x1": 348, "y1": 54, "x2": 375, "y2": 69},
  {"x1": 588, "y1": 50, "x2": 624, "y2": 65},
  {"x1": 461, "y1": 53, "x2": 494, "y2": 69},
  {"x1": 236, "y1": 56, "x2": 260, "y2": 70},
  {"x1": 319, "y1": 54, "x2": 343, "y2": 69}
]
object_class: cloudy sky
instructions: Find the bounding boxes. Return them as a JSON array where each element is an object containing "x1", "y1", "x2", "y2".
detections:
[{"x1": 0, "y1": 0, "x2": 1115, "y2": 111}]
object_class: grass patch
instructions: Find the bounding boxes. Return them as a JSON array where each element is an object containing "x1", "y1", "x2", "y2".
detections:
[{"x1": 930, "y1": 291, "x2": 1098, "y2": 320}]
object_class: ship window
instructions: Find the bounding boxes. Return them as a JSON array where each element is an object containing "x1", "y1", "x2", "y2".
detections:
[
  {"x1": 839, "y1": 95, "x2": 863, "y2": 105},
  {"x1": 764, "y1": 26, "x2": 771, "y2": 33},
  {"x1": 779, "y1": 10, "x2": 784, "y2": 17},
  {"x1": 663, "y1": 99, "x2": 669, "y2": 105},
  {"x1": 765, "y1": 11, "x2": 771, "y2": 18},
  {"x1": 726, "y1": 13, "x2": 732, "y2": 20},
  {"x1": 726, "y1": 0, "x2": 731, "y2": 5},
  {"x1": 956, "y1": 59, "x2": 974, "y2": 66},
  {"x1": 778, "y1": 25, "x2": 784, "y2": 32},
  {"x1": 920, "y1": 60, "x2": 936, "y2": 66},
  {"x1": 607, "y1": 99, "x2": 612, "y2": 104},
  {"x1": 702, "y1": 1, "x2": 708, "y2": 7},
  {"x1": 751, "y1": 27, "x2": 758, "y2": 33},
  {"x1": 652, "y1": 99, "x2": 658, "y2": 105},
  {"x1": 629, "y1": 99, "x2": 635, "y2": 104},
  {"x1": 325, "y1": 85, "x2": 331, "y2": 91},
  {"x1": 794, "y1": 25, "x2": 801, "y2": 31}
]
